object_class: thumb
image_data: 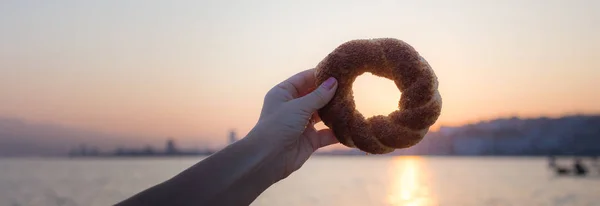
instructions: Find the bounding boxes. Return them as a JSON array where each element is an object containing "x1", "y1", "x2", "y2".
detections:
[{"x1": 293, "y1": 77, "x2": 338, "y2": 112}]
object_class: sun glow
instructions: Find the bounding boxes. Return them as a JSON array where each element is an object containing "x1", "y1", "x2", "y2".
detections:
[
  {"x1": 353, "y1": 73, "x2": 402, "y2": 118},
  {"x1": 387, "y1": 156, "x2": 436, "y2": 206}
]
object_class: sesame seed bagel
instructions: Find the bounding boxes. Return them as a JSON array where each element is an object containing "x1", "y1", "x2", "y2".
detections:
[{"x1": 315, "y1": 38, "x2": 442, "y2": 154}]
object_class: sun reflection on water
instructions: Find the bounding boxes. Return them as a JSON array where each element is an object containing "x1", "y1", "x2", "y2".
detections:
[{"x1": 387, "y1": 156, "x2": 436, "y2": 206}]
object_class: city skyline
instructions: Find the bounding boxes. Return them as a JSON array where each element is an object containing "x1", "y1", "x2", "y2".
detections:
[
  {"x1": 66, "y1": 114, "x2": 600, "y2": 157},
  {"x1": 2, "y1": 113, "x2": 599, "y2": 157}
]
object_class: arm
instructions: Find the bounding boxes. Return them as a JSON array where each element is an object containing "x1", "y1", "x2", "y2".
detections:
[
  {"x1": 116, "y1": 132, "x2": 282, "y2": 206},
  {"x1": 116, "y1": 69, "x2": 339, "y2": 206}
]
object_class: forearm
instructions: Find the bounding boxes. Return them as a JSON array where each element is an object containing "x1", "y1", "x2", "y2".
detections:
[{"x1": 116, "y1": 132, "x2": 283, "y2": 206}]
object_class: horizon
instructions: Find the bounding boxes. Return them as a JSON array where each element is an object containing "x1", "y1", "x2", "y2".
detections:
[
  {"x1": 1, "y1": 0, "x2": 599, "y2": 153},
  {"x1": 2, "y1": 113, "x2": 598, "y2": 157}
]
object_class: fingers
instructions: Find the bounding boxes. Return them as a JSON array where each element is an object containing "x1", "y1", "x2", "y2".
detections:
[
  {"x1": 306, "y1": 128, "x2": 339, "y2": 152},
  {"x1": 292, "y1": 77, "x2": 338, "y2": 112},
  {"x1": 275, "y1": 68, "x2": 317, "y2": 99}
]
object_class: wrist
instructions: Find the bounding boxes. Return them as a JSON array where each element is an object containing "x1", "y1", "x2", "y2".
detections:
[
  {"x1": 242, "y1": 127, "x2": 288, "y2": 181},
  {"x1": 198, "y1": 131, "x2": 285, "y2": 205}
]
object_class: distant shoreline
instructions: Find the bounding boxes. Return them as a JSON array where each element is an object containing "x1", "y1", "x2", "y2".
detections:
[{"x1": 1, "y1": 154, "x2": 597, "y2": 160}]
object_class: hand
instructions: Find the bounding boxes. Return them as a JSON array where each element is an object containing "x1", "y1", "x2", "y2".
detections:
[{"x1": 249, "y1": 68, "x2": 339, "y2": 180}]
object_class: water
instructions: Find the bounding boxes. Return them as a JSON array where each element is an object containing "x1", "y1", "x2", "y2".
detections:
[{"x1": 1, "y1": 156, "x2": 599, "y2": 206}]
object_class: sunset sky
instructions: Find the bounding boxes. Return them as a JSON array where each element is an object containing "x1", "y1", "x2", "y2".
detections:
[{"x1": 1, "y1": 0, "x2": 598, "y2": 147}]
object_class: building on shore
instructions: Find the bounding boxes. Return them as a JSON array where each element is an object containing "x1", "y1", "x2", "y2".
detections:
[
  {"x1": 229, "y1": 130, "x2": 237, "y2": 145},
  {"x1": 165, "y1": 138, "x2": 177, "y2": 154}
]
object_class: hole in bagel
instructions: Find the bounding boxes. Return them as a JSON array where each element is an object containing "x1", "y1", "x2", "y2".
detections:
[{"x1": 352, "y1": 72, "x2": 401, "y2": 118}]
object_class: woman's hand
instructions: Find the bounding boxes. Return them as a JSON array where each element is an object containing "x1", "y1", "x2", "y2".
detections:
[{"x1": 248, "y1": 68, "x2": 339, "y2": 179}]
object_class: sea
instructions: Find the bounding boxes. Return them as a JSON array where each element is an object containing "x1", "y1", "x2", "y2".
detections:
[{"x1": 1, "y1": 156, "x2": 599, "y2": 206}]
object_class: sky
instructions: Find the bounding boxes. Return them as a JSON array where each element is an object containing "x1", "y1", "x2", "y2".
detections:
[{"x1": 1, "y1": 0, "x2": 599, "y2": 147}]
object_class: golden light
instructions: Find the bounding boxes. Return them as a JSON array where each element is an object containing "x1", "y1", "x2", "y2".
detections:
[
  {"x1": 353, "y1": 73, "x2": 402, "y2": 118},
  {"x1": 387, "y1": 156, "x2": 436, "y2": 206}
]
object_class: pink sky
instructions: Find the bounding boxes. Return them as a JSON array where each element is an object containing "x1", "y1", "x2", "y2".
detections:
[{"x1": 1, "y1": 0, "x2": 599, "y2": 146}]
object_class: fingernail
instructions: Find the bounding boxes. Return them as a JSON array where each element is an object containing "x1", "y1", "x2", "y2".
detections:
[{"x1": 321, "y1": 77, "x2": 337, "y2": 90}]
